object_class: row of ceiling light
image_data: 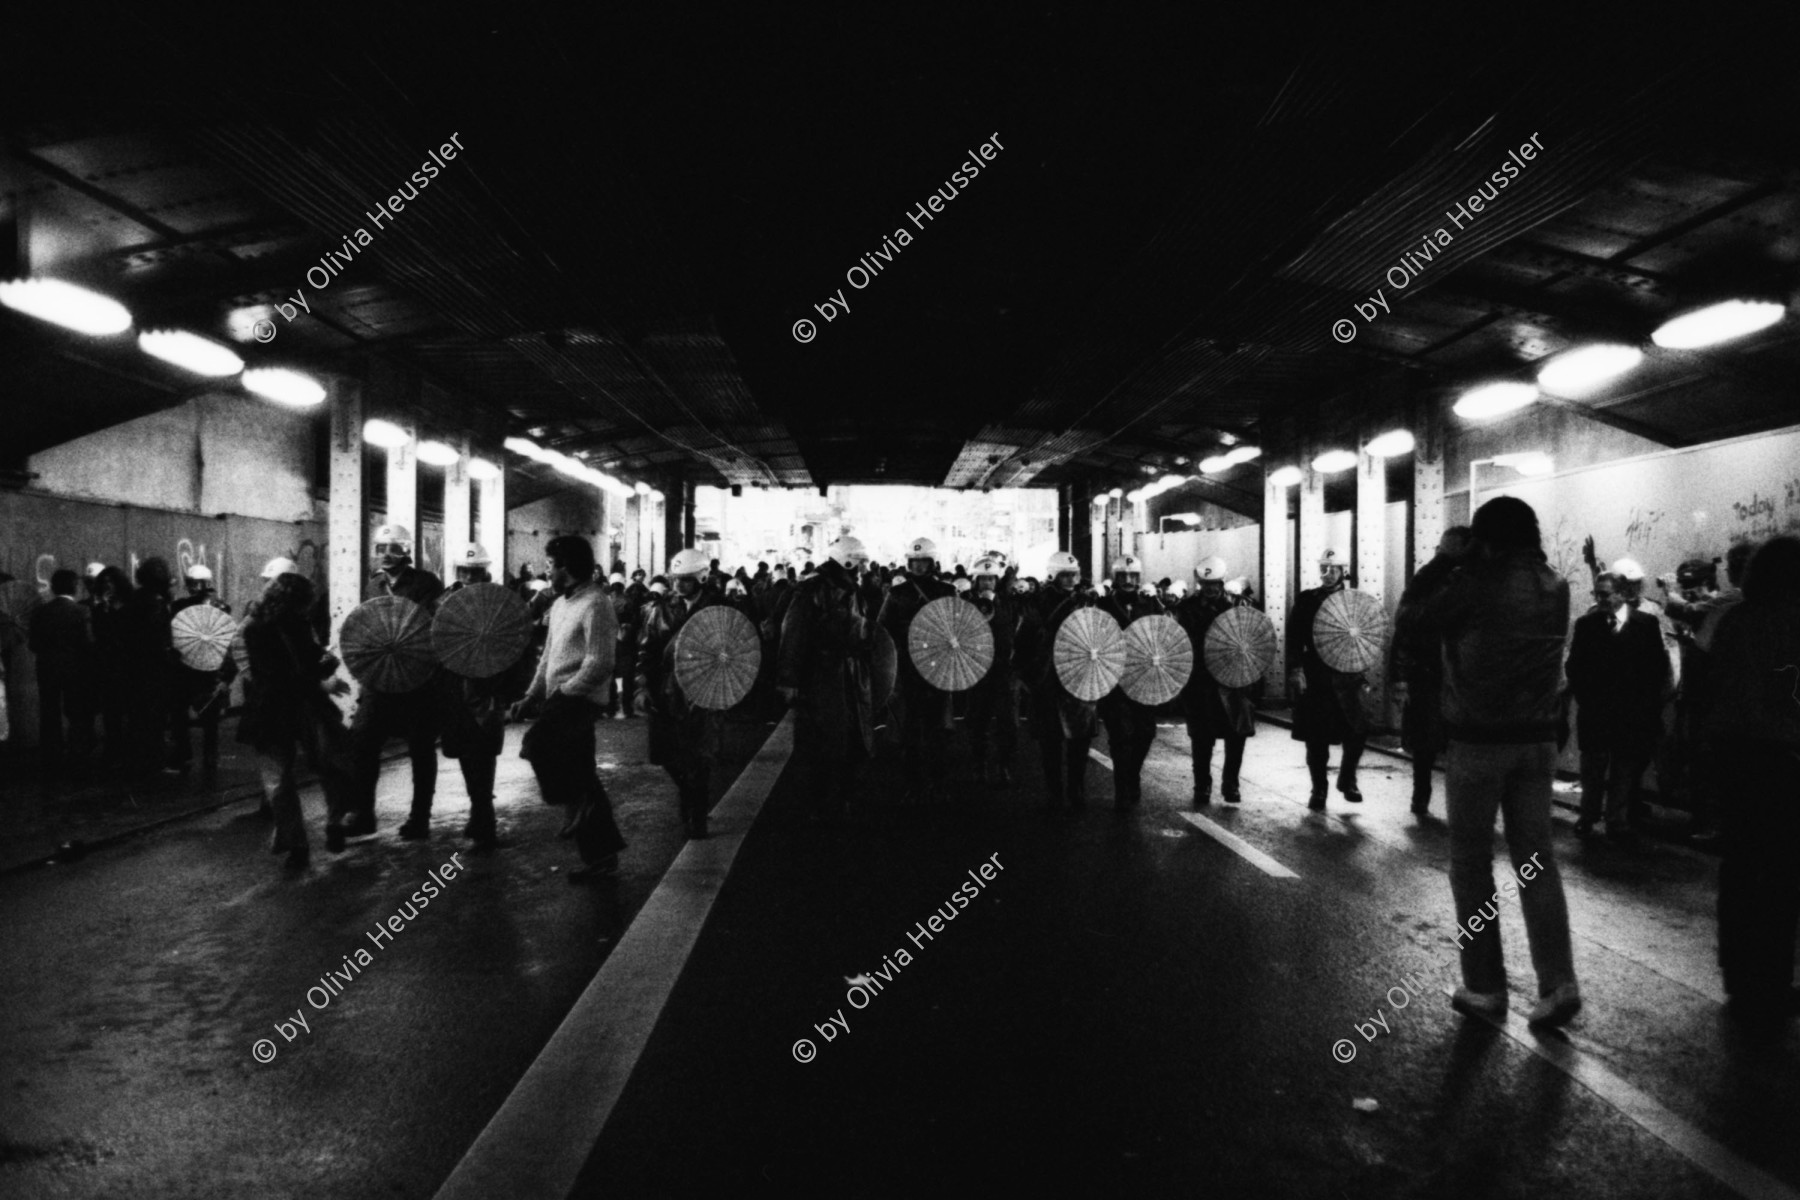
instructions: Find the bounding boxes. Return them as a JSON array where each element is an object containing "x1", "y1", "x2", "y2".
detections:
[
  {"x1": 1098, "y1": 446, "x2": 1265, "y2": 506},
  {"x1": 0, "y1": 276, "x2": 328, "y2": 407},
  {"x1": 502, "y1": 436, "x2": 658, "y2": 501},
  {"x1": 362, "y1": 419, "x2": 500, "y2": 479}
]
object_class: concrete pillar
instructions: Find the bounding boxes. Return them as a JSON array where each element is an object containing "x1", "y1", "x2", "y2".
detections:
[
  {"x1": 1069, "y1": 481, "x2": 1093, "y2": 577},
  {"x1": 1414, "y1": 409, "x2": 1446, "y2": 576},
  {"x1": 624, "y1": 493, "x2": 643, "y2": 576},
  {"x1": 327, "y1": 378, "x2": 364, "y2": 645},
  {"x1": 385, "y1": 419, "x2": 418, "y2": 556},
  {"x1": 478, "y1": 468, "x2": 505, "y2": 581},
  {"x1": 1057, "y1": 484, "x2": 1073, "y2": 551},
  {"x1": 648, "y1": 492, "x2": 665, "y2": 577},
  {"x1": 1298, "y1": 460, "x2": 1326, "y2": 590},
  {"x1": 443, "y1": 435, "x2": 471, "y2": 563},
  {"x1": 1263, "y1": 469, "x2": 1290, "y2": 688},
  {"x1": 1356, "y1": 437, "x2": 1389, "y2": 712}
]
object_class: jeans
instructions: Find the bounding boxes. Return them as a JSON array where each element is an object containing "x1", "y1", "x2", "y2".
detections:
[{"x1": 1446, "y1": 740, "x2": 1577, "y2": 997}]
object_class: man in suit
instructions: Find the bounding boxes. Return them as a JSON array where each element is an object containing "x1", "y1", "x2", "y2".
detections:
[
  {"x1": 1566, "y1": 570, "x2": 1670, "y2": 842},
  {"x1": 29, "y1": 568, "x2": 94, "y2": 768}
]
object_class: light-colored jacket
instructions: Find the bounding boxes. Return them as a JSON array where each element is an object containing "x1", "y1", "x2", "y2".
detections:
[{"x1": 528, "y1": 581, "x2": 616, "y2": 705}]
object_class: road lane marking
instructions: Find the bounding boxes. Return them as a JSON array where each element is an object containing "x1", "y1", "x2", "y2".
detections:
[
  {"x1": 1089, "y1": 748, "x2": 1113, "y2": 769},
  {"x1": 1448, "y1": 988, "x2": 1800, "y2": 1200},
  {"x1": 1179, "y1": 812, "x2": 1301, "y2": 879},
  {"x1": 433, "y1": 713, "x2": 796, "y2": 1200}
]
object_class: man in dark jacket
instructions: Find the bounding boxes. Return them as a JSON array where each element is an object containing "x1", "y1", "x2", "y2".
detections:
[
  {"x1": 639, "y1": 548, "x2": 726, "y2": 838},
  {"x1": 1419, "y1": 495, "x2": 1580, "y2": 1029},
  {"x1": 436, "y1": 544, "x2": 513, "y2": 849},
  {"x1": 1389, "y1": 526, "x2": 1472, "y2": 814},
  {"x1": 345, "y1": 523, "x2": 446, "y2": 841},
  {"x1": 779, "y1": 537, "x2": 877, "y2": 824},
  {"x1": 29, "y1": 568, "x2": 94, "y2": 768},
  {"x1": 1286, "y1": 548, "x2": 1368, "y2": 809},
  {"x1": 878, "y1": 536, "x2": 957, "y2": 802},
  {"x1": 1175, "y1": 557, "x2": 1256, "y2": 807},
  {"x1": 1016, "y1": 549, "x2": 1099, "y2": 811},
  {"x1": 1566, "y1": 570, "x2": 1669, "y2": 841},
  {"x1": 1096, "y1": 555, "x2": 1164, "y2": 812},
  {"x1": 124, "y1": 557, "x2": 177, "y2": 776},
  {"x1": 965, "y1": 556, "x2": 1022, "y2": 788}
]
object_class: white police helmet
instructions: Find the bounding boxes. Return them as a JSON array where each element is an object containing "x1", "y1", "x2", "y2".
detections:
[
  {"x1": 1319, "y1": 548, "x2": 1347, "y2": 569},
  {"x1": 669, "y1": 548, "x2": 709, "y2": 578},
  {"x1": 1110, "y1": 554, "x2": 1143, "y2": 576},
  {"x1": 261, "y1": 556, "x2": 299, "y2": 580},
  {"x1": 184, "y1": 564, "x2": 214, "y2": 582},
  {"x1": 457, "y1": 543, "x2": 492, "y2": 569},
  {"x1": 1046, "y1": 550, "x2": 1080, "y2": 577},
  {"x1": 906, "y1": 536, "x2": 938, "y2": 560},
  {"x1": 826, "y1": 536, "x2": 869, "y2": 569}
]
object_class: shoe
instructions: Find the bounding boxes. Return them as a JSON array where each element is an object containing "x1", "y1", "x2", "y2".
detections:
[
  {"x1": 558, "y1": 806, "x2": 588, "y2": 839},
  {"x1": 339, "y1": 812, "x2": 377, "y2": 838},
  {"x1": 569, "y1": 852, "x2": 619, "y2": 883},
  {"x1": 283, "y1": 846, "x2": 310, "y2": 871},
  {"x1": 325, "y1": 823, "x2": 346, "y2": 853},
  {"x1": 1451, "y1": 987, "x2": 1509, "y2": 1020},
  {"x1": 257, "y1": 799, "x2": 275, "y2": 821},
  {"x1": 1337, "y1": 781, "x2": 1363, "y2": 803},
  {"x1": 1411, "y1": 800, "x2": 1431, "y2": 815},
  {"x1": 397, "y1": 817, "x2": 430, "y2": 841},
  {"x1": 1192, "y1": 792, "x2": 1212, "y2": 810},
  {"x1": 1307, "y1": 790, "x2": 1327, "y2": 811},
  {"x1": 1222, "y1": 786, "x2": 1241, "y2": 804},
  {"x1": 1604, "y1": 826, "x2": 1634, "y2": 846},
  {"x1": 1574, "y1": 817, "x2": 1597, "y2": 836},
  {"x1": 1526, "y1": 982, "x2": 1582, "y2": 1029}
]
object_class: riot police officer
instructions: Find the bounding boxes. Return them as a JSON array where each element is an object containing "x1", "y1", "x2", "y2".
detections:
[
  {"x1": 1174, "y1": 557, "x2": 1255, "y2": 807},
  {"x1": 168, "y1": 564, "x2": 236, "y2": 775},
  {"x1": 639, "y1": 548, "x2": 726, "y2": 839},
  {"x1": 778, "y1": 536, "x2": 878, "y2": 824},
  {"x1": 1287, "y1": 548, "x2": 1368, "y2": 809},
  {"x1": 1096, "y1": 555, "x2": 1163, "y2": 812},
  {"x1": 1016, "y1": 549, "x2": 1099, "y2": 811},
  {"x1": 966, "y1": 555, "x2": 1022, "y2": 788},
  {"x1": 437, "y1": 544, "x2": 508, "y2": 848},
  {"x1": 878, "y1": 535, "x2": 956, "y2": 801}
]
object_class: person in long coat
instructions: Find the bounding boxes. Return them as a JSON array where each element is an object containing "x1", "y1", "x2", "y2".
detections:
[
  {"x1": 1174, "y1": 557, "x2": 1257, "y2": 807},
  {"x1": 167, "y1": 564, "x2": 236, "y2": 776},
  {"x1": 1566, "y1": 570, "x2": 1670, "y2": 841},
  {"x1": 878, "y1": 536, "x2": 957, "y2": 802},
  {"x1": 90, "y1": 566, "x2": 134, "y2": 763},
  {"x1": 122, "y1": 556, "x2": 177, "y2": 776},
  {"x1": 639, "y1": 548, "x2": 728, "y2": 839},
  {"x1": 237, "y1": 565, "x2": 354, "y2": 869},
  {"x1": 1016, "y1": 549, "x2": 1100, "y2": 812},
  {"x1": 1095, "y1": 555, "x2": 1164, "y2": 813},
  {"x1": 1286, "y1": 548, "x2": 1369, "y2": 809},
  {"x1": 1389, "y1": 527, "x2": 1472, "y2": 814},
  {"x1": 965, "y1": 556, "x2": 1023, "y2": 788},
  {"x1": 778, "y1": 539, "x2": 876, "y2": 824},
  {"x1": 1702, "y1": 535, "x2": 1800, "y2": 1027}
]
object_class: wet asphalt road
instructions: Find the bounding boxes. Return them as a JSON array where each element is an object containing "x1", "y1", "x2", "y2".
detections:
[
  {"x1": 2, "y1": 709, "x2": 1795, "y2": 1199},
  {"x1": 0, "y1": 715, "x2": 764, "y2": 1200}
]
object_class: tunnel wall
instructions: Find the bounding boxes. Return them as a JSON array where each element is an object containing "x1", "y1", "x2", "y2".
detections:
[{"x1": 505, "y1": 489, "x2": 606, "y2": 582}]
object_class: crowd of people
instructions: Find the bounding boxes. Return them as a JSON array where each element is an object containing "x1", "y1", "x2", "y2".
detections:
[{"x1": 7, "y1": 504, "x2": 1794, "y2": 1028}]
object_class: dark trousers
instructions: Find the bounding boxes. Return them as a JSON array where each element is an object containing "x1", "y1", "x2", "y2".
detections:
[
  {"x1": 527, "y1": 696, "x2": 625, "y2": 862},
  {"x1": 37, "y1": 673, "x2": 91, "y2": 763},
  {"x1": 670, "y1": 759, "x2": 713, "y2": 823},
  {"x1": 458, "y1": 752, "x2": 499, "y2": 832},
  {"x1": 350, "y1": 690, "x2": 439, "y2": 820},
  {"x1": 125, "y1": 677, "x2": 168, "y2": 773},
  {"x1": 1191, "y1": 733, "x2": 1246, "y2": 798},
  {"x1": 968, "y1": 676, "x2": 1018, "y2": 765},
  {"x1": 1102, "y1": 709, "x2": 1157, "y2": 807},
  {"x1": 897, "y1": 681, "x2": 950, "y2": 791},
  {"x1": 1578, "y1": 745, "x2": 1649, "y2": 829},
  {"x1": 1036, "y1": 733, "x2": 1092, "y2": 806},
  {"x1": 1412, "y1": 749, "x2": 1439, "y2": 803},
  {"x1": 1716, "y1": 741, "x2": 1800, "y2": 1008},
  {"x1": 1305, "y1": 735, "x2": 1365, "y2": 794},
  {"x1": 169, "y1": 682, "x2": 223, "y2": 770}
]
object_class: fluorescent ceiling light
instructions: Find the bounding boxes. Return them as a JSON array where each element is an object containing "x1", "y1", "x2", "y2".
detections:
[
  {"x1": 1536, "y1": 343, "x2": 1644, "y2": 396},
  {"x1": 1092, "y1": 493, "x2": 1109, "y2": 506},
  {"x1": 1125, "y1": 489, "x2": 1146, "y2": 504},
  {"x1": 1107, "y1": 487, "x2": 1123, "y2": 499},
  {"x1": 138, "y1": 329, "x2": 243, "y2": 376},
  {"x1": 363, "y1": 418, "x2": 411, "y2": 447},
  {"x1": 1224, "y1": 445, "x2": 1261, "y2": 465},
  {"x1": 1453, "y1": 381, "x2": 1538, "y2": 420},
  {"x1": 0, "y1": 277, "x2": 132, "y2": 335},
  {"x1": 1494, "y1": 451, "x2": 1555, "y2": 476},
  {"x1": 1158, "y1": 474, "x2": 1186, "y2": 488},
  {"x1": 1167, "y1": 512, "x2": 1200, "y2": 524},
  {"x1": 243, "y1": 368, "x2": 326, "y2": 408},
  {"x1": 634, "y1": 481, "x2": 652, "y2": 495},
  {"x1": 466, "y1": 457, "x2": 501, "y2": 481},
  {"x1": 649, "y1": 489, "x2": 666, "y2": 503},
  {"x1": 1199, "y1": 455, "x2": 1231, "y2": 474},
  {"x1": 1365, "y1": 429, "x2": 1415, "y2": 457},
  {"x1": 549, "y1": 453, "x2": 588, "y2": 479},
  {"x1": 1311, "y1": 448, "x2": 1358, "y2": 474},
  {"x1": 415, "y1": 440, "x2": 461, "y2": 467},
  {"x1": 1268, "y1": 465, "x2": 1304, "y2": 488},
  {"x1": 503, "y1": 436, "x2": 545, "y2": 460},
  {"x1": 1651, "y1": 299, "x2": 1784, "y2": 349}
]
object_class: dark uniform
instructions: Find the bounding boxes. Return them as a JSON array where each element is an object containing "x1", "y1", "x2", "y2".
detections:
[
  {"x1": 436, "y1": 579, "x2": 522, "y2": 846},
  {"x1": 1017, "y1": 581, "x2": 1100, "y2": 810},
  {"x1": 1174, "y1": 590, "x2": 1256, "y2": 805},
  {"x1": 1287, "y1": 579, "x2": 1369, "y2": 805},
  {"x1": 167, "y1": 591, "x2": 236, "y2": 773},
  {"x1": 1389, "y1": 552, "x2": 1461, "y2": 811},
  {"x1": 877, "y1": 573, "x2": 957, "y2": 798},
  {"x1": 638, "y1": 586, "x2": 727, "y2": 836},
  {"x1": 778, "y1": 563, "x2": 876, "y2": 821},
  {"x1": 966, "y1": 581, "x2": 1023, "y2": 784},
  {"x1": 1096, "y1": 590, "x2": 1165, "y2": 811},
  {"x1": 614, "y1": 581, "x2": 646, "y2": 717},
  {"x1": 348, "y1": 564, "x2": 445, "y2": 833}
]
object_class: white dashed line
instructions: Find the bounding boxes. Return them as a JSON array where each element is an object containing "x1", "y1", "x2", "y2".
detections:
[{"x1": 1179, "y1": 812, "x2": 1301, "y2": 879}]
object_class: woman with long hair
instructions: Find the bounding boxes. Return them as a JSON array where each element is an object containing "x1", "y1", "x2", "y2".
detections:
[
  {"x1": 237, "y1": 566, "x2": 353, "y2": 869},
  {"x1": 1704, "y1": 535, "x2": 1800, "y2": 1027}
]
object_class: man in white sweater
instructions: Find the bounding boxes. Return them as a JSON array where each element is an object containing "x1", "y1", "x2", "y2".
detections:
[{"x1": 511, "y1": 535, "x2": 626, "y2": 881}]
